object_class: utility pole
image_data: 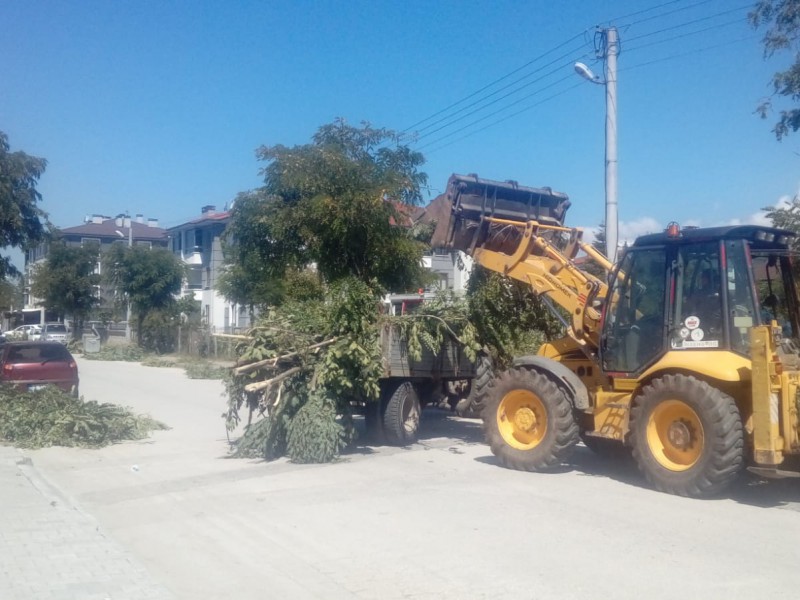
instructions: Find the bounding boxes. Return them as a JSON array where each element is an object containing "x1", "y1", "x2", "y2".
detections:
[
  {"x1": 573, "y1": 26, "x2": 620, "y2": 263},
  {"x1": 604, "y1": 27, "x2": 619, "y2": 263},
  {"x1": 125, "y1": 216, "x2": 132, "y2": 343}
]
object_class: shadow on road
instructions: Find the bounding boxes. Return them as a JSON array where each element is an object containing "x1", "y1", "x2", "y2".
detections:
[{"x1": 475, "y1": 443, "x2": 800, "y2": 508}]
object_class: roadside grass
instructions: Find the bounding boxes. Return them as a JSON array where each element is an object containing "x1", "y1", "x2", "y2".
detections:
[
  {"x1": 85, "y1": 345, "x2": 230, "y2": 380},
  {"x1": 0, "y1": 385, "x2": 168, "y2": 449}
]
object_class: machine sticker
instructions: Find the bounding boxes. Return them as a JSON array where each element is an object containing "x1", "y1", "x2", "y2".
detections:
[
  {"x1": 690, "y1": 328, "x2": 705, "y2": 341},
  {"x1": 681, "y1": 340, "x2": 719, "y2": 348},
  {"x1": 684, "y1": 316, "x2": 700, "y2": 329},
  {"x1": 679, "y1": 327, "x2": 690, "y2": 339}
]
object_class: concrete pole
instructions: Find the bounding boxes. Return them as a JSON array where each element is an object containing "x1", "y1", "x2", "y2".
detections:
[
  {"x1": 605, "y1": 27, "x2": 619, "y2": 263},
  {"x1": 125, "y1": 217, "x2": 132, "y2": 343}
]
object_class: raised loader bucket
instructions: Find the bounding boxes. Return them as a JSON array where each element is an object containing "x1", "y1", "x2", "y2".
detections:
[{"x1": 428, "y1": 174, "x2": 571, "y2": 255}]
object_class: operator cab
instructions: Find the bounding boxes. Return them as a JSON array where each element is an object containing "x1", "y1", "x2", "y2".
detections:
[{"x1": 600, "y1": 225, "x2": 800, "y2": 375}]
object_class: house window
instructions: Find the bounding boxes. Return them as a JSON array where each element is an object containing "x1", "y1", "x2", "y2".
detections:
[
  {"x1": 135, "y1": 241, "x2": 152, "y2": 249},
  {"x1": 194, "y1": 229, "x2": 203, "y2": 249},
  {"x1": 81, "y1": 237, "x2": 101, "y2": 247}
]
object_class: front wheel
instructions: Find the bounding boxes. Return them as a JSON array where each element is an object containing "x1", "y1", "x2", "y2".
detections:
[
  {"x1": 482, "y1": 367, "x2": 579, "y2": 471},
  {"x1": 629, "y1": 374, "x2": 743, "y2": 497}
]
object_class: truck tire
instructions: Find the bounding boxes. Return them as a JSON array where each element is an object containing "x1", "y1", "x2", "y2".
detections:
[
  {"x1": 482, "y1": 367, "x2": 579, "y2": 471},
  {"x1": 463, "y1": 352, "x2": 493, "y2": 416},
  {"x1": 629, "y1": 374, "x2": 743, "y2": 497},
  {"x1": 383, "y1": 381, "x2": 421, "y2": 446}
]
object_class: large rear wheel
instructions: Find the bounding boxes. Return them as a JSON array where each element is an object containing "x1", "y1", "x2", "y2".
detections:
[
  {"x1": 630, "y1": 374, "x2": 743, "y2": 497},
  {"x1": 482, "y1": 367, "x2": 579, "y2": 470}
]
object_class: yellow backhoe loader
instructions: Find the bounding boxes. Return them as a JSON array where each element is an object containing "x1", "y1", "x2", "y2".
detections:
[{"x1": 437, "y1": 173, "x2": 800, "y2": 497}]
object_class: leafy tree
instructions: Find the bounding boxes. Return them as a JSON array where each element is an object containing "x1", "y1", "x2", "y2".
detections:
[
  {"x1": 0, "y1": 275, "x2": 23, "y2": 312},
  {"x1": 751, "y1": 0, "x2": 800, "y2": 139},
  {"x1": 103, "y1": 245, "x2": 184, "y2": 348},
  {"x1": 30, "y1": 241, "x2": 101, "y2": 338},
  {"x1": 219, "y1": 120, "x2": 430, "y2": 307},
  {"x1": 763, "y1": 194, "x2": 800, "y2": 250},
  {"x1": 0, "y1": 131, "x2": 49, "y2": 278}
]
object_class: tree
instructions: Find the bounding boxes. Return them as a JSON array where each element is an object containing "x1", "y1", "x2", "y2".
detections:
[
  {"x1": 763, "y1": 194, "x2": 800, "y2": 250},
  {"x1": 30, "y1": 241, "x2": 101, "y2": 338},
  {"x1": 0, "y1": 131, "x2": 49, "y2": 278},
  {"x1": 103, "y1": 245, "x2": 184, "y2": 348},
  {"x1": 219, "y1": 119, "x2": 430, "y2": 307},
  {"x1": 751, "y1": 1, "x2": 800, "y2": 139},
  {"x1": 0, "y1": 275, "x2": 23, "y2": 312}
]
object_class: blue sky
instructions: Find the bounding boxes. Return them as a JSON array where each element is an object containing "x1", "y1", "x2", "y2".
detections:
[{"x1": 2, "y1": 0, "x2": 798, "y2": 254}]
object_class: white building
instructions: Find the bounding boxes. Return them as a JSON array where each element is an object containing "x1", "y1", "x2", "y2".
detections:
[{"x1": 168, "y1": 206, "x2": 250, "y2": 333}]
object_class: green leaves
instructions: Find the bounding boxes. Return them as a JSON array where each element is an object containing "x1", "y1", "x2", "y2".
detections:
[
  {"x1": 751, "y1": 0, "x2": 800, "y2": 139},
  {"x1": 0, "y1": 385, "x2": 168, "y2": 449},
  {"x1": 30, "y1": 239, "x2": 101, "y2": 332},
  {"x1": 219, "y1": 120, "x2": 430, "y2": 309},
  {"x1": 0, "y1": 131, "x2": 50, "y2": 279}
]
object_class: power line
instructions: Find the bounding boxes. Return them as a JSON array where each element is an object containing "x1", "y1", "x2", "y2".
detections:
[
  {"x1": 625, "y1": 4, "x2": 752, "y2": 44},
  {"x1": 624, "y1": 17, "x2": 747, "y2": 53},
  {"x1": 403, "y1": 31, "x2": 588, "y2": 133},
  {"x1": 417, "y1": 74, "x2": 579, "y2": 152},
  {"x1": 415, "y1": 54, "x2": 592, "y2": 142},
  {"x1": 423, "y1": 82, "x2": 585, "y2": 156},
  {"x1": 621, "y1": 34, "x2": 758, "y2": 73},
  {"x1": 414, "y1": 40, "x2": 589, "y2": 136},
  {"x1": 607, "y1": 0, "x2": 701, "y2": 24},
  {"x1": 624, "y1": 0, "x2": 717, "y2": 27}
]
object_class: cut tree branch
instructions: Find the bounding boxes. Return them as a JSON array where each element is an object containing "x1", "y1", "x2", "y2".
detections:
[
  {"x1": 244, "y1": 367, "x2": 303, "y2": 393},
  {"x1": 233, "y1": 338, "x2": 337, "y2": 375}
]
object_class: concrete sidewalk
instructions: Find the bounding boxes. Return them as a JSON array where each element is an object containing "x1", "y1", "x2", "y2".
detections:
[{"x1": 0, "y1": 445, "x2": 173, "y2": 600}]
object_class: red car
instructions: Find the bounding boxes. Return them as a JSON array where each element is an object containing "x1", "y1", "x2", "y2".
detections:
[{"x1": 0, "y1": 341, "x2": 79, "y2": 396}]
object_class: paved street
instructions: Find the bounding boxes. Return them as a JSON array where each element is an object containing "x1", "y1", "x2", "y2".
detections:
[{"x1": 4, "y1": 357, "x2": 800, "y2": 599}]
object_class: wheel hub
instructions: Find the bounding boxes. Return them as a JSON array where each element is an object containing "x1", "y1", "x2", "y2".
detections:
[
  {"x1": 513, "y1": 407, "x2": 537, "y2": 432},
  {"x1": 667, "y1": 418, "x2": 694, "y2": 451}
]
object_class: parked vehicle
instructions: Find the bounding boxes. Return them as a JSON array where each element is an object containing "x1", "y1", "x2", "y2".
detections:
[
  {"x1": 0, "y1": 341, "x2": 79, "y2": 395},
  {"x1": 5, "y1": 325, "x2": 42, "y2": 341},
  {"x1": 42, "y1": 322, "x2": 69, "y2": 344}
]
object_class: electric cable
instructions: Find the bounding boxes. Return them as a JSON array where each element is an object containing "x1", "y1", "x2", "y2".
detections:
[
  {"x1": 625, "y1": 4, "x2": 751, "y2": 43},
  {"x1": 625, "y1": 17, "x2": 747, "y2": 53},
  {"x1": 403, "y1": 31, "x2": 589, "y2": 133}
]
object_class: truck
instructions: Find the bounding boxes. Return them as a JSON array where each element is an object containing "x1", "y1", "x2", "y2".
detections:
[{"x1": 436, "y1": 172, "x2": 800, "y2": 497}]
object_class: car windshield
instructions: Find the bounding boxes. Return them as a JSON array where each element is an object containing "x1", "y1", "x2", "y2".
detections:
[{"x1": 46, "y1": 324, "x2": 67, "y2": 333}]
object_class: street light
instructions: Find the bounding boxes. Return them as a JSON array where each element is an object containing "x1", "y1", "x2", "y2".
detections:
[
  {"x1": 574, "y1": 26, "x2": 619, "y2": 263},
  {"x1": 115, "y1": 218, "x2": 133, "y2": 342}
]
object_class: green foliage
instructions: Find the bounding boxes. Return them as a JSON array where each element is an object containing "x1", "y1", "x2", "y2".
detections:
[
  {"x1": 751, "y1": 0, "x2": 800, "y2": 139},
  {"x1": 467, "y1": 266, "x2": 563, "y2": 365},
  {"x1": 138, "y1": 309, "x2": 179, "y2": 354},
  {"x1": 83, "y1": 344, "x2": 146, "y2": 362},
  {"x1": 763, "y1": 195, "x2": 800, "y2": 251},
  {"x1": 0, "y1": 131, "x2": 49, "y2": 279},
  {"x1": 0, "y1": 385, "x2": 168, "y2": 449},
  {"x1": 30, "y1": 240, "x2": 101, "y2": 335},
  {"x1": 285, "y1": 392, "x2": 353, "y2": 463},
  {"x1": 385, "y1": 290, "x2": 480, "y2": 363},
  {"x1": 217, "y1": 190, "x2": 295, "y2": 307},
  {"x1": 183, "y1": 361, "x2": 228, "y2": 380},
  {"x1": 0, "y1": 275, "x2": 23, "y2": 311},
  {"x1": 102, "y1": 245, "x2": 184, "y2": 349},
  {"x1": 219, "y1": 120, "x2": 430, "y2": 308}
]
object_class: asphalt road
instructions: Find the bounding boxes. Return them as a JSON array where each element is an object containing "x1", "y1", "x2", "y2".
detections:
[{"x1": 25, "y1": 358, "x2": 800, "y2": 600}]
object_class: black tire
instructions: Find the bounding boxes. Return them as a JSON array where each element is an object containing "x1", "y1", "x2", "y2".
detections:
[
  {"x1": 383, "y1": 381, "x2": 421, "y2": 446},
  {"x1": 457, "y1": 353, "x2": 493, "y2": 417},
  {"x1": 482, "y1": 367, "x2": 579, "y2": 471},
  {"x1": 629, "y1": 374, "x2": 743, "y2": 497}
]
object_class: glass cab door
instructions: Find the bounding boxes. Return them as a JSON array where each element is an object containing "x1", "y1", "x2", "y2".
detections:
[{"x1": 601, "y1": 248, "x2": 668, "y2": 374}]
